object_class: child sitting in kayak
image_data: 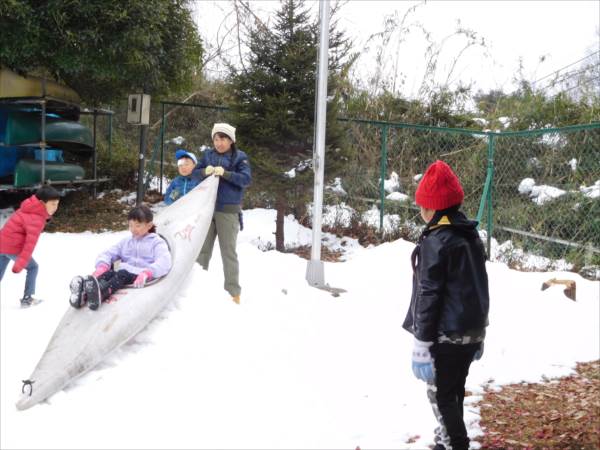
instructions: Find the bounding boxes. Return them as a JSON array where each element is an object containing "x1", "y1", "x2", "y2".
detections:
[{"x1": 69, "y1": 205, "x2": 172, "y2": 310}]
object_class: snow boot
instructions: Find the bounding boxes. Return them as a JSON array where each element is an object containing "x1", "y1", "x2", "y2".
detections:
[
  {"x1": 20, "y1": 295, "x2": 42, "y2": 308},
  {"x1": 69, "y1": 276, "x2": 86, "y2": 308},
  {"x1": 84, "y1": 276, "x2": 112, "y2": 311}
]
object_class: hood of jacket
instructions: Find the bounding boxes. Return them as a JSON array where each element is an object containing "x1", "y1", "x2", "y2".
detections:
[{"x1": 19, "y1": 195, "x2": 50, "y2": 220}]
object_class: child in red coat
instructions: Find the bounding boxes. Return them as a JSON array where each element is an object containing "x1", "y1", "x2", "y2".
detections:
[{"x1": 0, "y1": 186, "x2": 61, "y2": 307}]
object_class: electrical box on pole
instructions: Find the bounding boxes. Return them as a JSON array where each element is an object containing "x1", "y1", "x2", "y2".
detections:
[
  {"x1": 127, "y1": 94, "x2": 151, "y2": 125},
  {"x1": 128, "y1": 93, "x2": 151, "y2": 205}
]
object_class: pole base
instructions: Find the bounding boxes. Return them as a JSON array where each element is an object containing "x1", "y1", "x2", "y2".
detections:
[{"x1": 306, "y1": 259, "x2": 325, "y2": 287}]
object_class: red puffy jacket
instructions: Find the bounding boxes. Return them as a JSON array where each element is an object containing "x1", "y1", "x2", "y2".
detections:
[{"x1": 0, "y1": 195, "x2": 50, "y2": 273}]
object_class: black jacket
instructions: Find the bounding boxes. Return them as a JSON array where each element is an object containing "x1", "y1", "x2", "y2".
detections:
[{"x1": 403, "y1": 207, "x2": 489, "y2": 342}]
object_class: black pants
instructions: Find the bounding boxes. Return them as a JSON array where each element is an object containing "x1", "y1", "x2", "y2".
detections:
[
  {"x1": 429, "y1": 343, "x2": 479, "y2": 450},
  {"x1": 97, "y1": 269, "x2": 137, "y2": 300}
]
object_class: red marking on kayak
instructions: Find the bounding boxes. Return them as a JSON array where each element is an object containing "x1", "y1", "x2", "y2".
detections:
[{"x1": 175, "y1": 224, "x2": 195, "y2": 241}]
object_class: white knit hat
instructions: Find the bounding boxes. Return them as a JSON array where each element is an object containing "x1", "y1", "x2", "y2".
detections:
[{"x1": 211, "y1": 123, "x2": 236, "y2": 143}]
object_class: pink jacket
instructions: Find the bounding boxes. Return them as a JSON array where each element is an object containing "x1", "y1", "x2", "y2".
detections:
[{"x1": 0, "y1": 195, "x2": 49, "y2": 272}]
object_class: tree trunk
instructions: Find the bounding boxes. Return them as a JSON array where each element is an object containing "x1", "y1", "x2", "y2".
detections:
[{"x1": 275, "y1": 193, "x2": 286, "y2": 251}]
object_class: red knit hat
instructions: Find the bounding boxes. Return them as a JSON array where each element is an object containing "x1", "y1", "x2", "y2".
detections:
[{"x1": 415, "y1": 160, "x2": 464, "y2": 210}]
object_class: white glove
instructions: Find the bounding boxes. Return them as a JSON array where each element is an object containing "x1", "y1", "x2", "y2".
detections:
[{"x1": 412, "y1": 338, "x2": 434, "y2": 383}]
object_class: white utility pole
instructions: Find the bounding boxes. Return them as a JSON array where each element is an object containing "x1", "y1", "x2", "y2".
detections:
[{"x1": 306, "y1": 0, "x2": 330, "y2": 287}]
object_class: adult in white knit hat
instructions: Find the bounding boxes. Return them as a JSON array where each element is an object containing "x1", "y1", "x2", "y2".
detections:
[
  {"x1": 192, "y1": 123, "x2": 251, "y2": 304},
  {"x1": 211, "y1": 123, "x2": 236, "y2": 143}
]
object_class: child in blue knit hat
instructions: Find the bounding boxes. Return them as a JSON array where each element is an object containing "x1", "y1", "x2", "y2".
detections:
[{"x1": 164, "y1": 149, "x2": 200, "y2": 205}]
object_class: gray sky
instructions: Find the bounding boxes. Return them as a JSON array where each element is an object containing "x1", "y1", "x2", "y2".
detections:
[{"x1": 193, "y1": 0, "x2": 600, "y2": 98}]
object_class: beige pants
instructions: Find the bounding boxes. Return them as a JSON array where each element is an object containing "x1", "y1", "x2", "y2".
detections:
[{"x1": 197, "y1": 211, "x2": 241, "y2": 296}]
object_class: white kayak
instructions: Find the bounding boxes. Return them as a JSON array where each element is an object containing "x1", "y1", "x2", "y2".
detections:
[{"x1": 16, "y1": 176, "x2": 219, "y2": 410}]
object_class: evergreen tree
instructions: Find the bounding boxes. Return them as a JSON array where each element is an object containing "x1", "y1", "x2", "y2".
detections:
[
  {"x1": 0, "y1": 0, "x2": 202, "y2": 105},
  {"x1": 229, "y1": 0, "x2": 353, "y2": 251}
]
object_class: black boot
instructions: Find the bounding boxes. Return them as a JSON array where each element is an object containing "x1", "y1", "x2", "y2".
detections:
[
  {"x1": 84, "y1": 276, "x2": 111, "y2": 311},
  {"x1": 69, "y1": 276, "x2": 86, "y2": 308}
]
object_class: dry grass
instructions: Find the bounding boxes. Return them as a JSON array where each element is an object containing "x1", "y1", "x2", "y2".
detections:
[
  {"x1": 475, "y1": 360, "x2": 600, "y2": 449},
  {"x1": 286, "y1": 244, "x2": 345, "y2": 262},
  {"x1": 45, "y1": 189, "x2": 165, "y2": 233}
]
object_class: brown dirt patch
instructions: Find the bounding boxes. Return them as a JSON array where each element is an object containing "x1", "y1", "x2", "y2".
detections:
[
  {"x1": 45, "y1": 189, "x2": 164, "y2": 233},
  {"x1": 475, "y1": 360, "x2": 600, "y2": 449}
]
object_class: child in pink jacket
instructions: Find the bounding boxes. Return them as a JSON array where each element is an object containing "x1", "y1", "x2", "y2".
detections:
[{"x1": 0, "y1": 186, "x2": 61, "y2": 307}]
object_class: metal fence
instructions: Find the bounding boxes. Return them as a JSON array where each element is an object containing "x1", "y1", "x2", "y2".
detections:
[
  {"x1": 144, "y1": 101, "x2": 600, "y2": 275},
  {"x1": 144, "y1": 101, "x2": 229, "y2": 192},
  {"x1": 340, "y1": 119, "x2": 600, "y2": 273}
]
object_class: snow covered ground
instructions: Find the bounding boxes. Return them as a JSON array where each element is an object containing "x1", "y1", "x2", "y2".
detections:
[{"x1": 1, "y1": 208, "x2": 598, "y2": 449}]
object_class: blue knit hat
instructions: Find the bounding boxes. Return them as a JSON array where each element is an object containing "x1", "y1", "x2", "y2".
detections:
[{"x1": 175, "y1": 149, "x2": 197, "y2": 165}]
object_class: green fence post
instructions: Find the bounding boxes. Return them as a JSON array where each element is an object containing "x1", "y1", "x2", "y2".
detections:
[
  {"x1": 159, "y1": 102, "x2": 166, "y2": 193},
  {"x1": 108, "y1": 113, "x2": 112, "y2": 158},
  {"x1": 486, "y1": 134, "x2": 495, "y2": 257},
  {"x1": 379, "y1": 124, "x2": 389, "y2": 233},
  {"x1": 476, "y1": 133, "x2": 495, "y2": 259}
]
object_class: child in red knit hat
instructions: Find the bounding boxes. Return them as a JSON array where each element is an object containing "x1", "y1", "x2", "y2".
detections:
[{"x1": 403, "y1": 160, "x2": 489, "y2": 450}]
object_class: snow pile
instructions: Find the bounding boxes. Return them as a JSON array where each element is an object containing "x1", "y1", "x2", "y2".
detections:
[
  {"x1": 518, "y1": 178, "x2": 566, "y2": 204},
  {"x1": 361, "y1": 205, "x2": 402, "y2": 235},
  {"x1": 530, "y1": 185, "x2": 567, "y2": 205},
  {"x1": 568, "y1": 158, "x2": 577, "y2": 172},
  {"x1": 118, "y1": 191, "x2": 137, "y2": 205},
  {"x1": 383, "y1": 171, "x2": 401, "y2": 193},
  {"x1": 386, "y1": 191, "x2": 410, "y2": 202},
  {"x1": 498, "y1": 117, "x2": 512, "y2": 128},
  {"x1": 580, "y1": 180, "x2": 600, "y2": 199},
  {"x1": 326, "y1": 177, "x2": 347, "y2": 196},
  {"x1": 492, "y1": 239, "x2": 573, "y2": 272},
  {"x1": 538, "y1": 131, "x2": 568, "y2": 149},
  {"x1": 168, "y1": 136, "x2": 185, "y2": 145},
  {"x1": 322, "y1": 202, "x2": 354, "y2": 228}
]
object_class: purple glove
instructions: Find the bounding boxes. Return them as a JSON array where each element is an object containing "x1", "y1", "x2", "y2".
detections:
[
  {"x1": 92, "y1": 263, "x2": 110, "y2": 278},
  {"x1": 133, "y1": 270, "x2": 153, "y2": 288}
]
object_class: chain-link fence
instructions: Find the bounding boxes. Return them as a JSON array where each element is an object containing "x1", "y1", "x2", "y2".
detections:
[
  {"x1": 144, "y1": 101, "x2": 229, "y2": 192},
  {"x1": 143, "y1": 102, "x2": 599, "y2": 276},
  {"x1": 339, "y1": 119, "x2": 489, "y2": 233},
  {"x1": 340, "y1": 119, "x2": 600, "y2": 275},
  {"x1": 491, "y1": 125, "x2": 600, "y2": 273}
]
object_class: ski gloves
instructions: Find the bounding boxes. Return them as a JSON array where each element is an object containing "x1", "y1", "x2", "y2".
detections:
[
  {"x1": 92, "y1": 263, "x2": 110, "y2": 278},
  {"x1": 134, "y1": 270, "x2": 153, "y2": 288},
  {"x1": 412, "y1": 338, "x2": 435, "y2": 383},
  {"x1": 204, "y1": 165, "x2": 225, "y2": 177}
]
